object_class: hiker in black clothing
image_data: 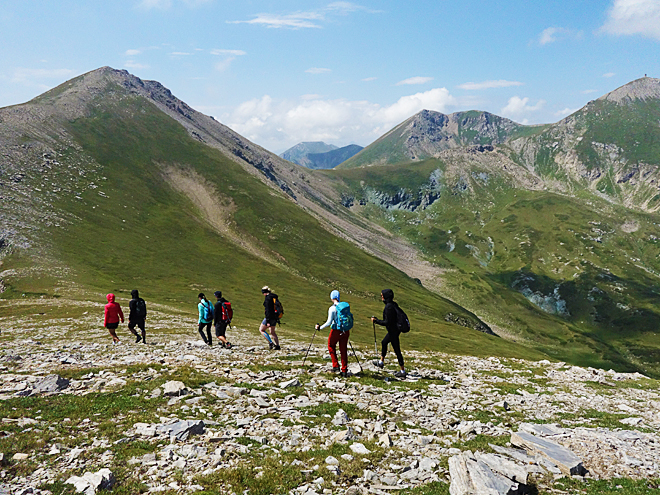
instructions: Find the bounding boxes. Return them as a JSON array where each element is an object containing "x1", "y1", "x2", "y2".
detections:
[
  {"x1": 259, "y1": 286, "x2": 280, "y2": 350},
  {"x1": 371, "y1": 288, "x2": 406, "y2": 378},
  {"x1": 213, "y1": 291, "x2": 232, "y2": 349},
  {"x1": 128, "y1": 289, "x2": 147, "y2": 344}
]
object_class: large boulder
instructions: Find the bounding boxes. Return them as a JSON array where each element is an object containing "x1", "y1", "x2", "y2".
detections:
[{"x1": 65, "y1": 468, "x2": 115, "y2": 495}]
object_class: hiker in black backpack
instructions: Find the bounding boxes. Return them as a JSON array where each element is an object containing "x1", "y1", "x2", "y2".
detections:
[
  {"x1": 197, "y1": 293, "x2": 214, "y2": 346},
  {"x1": 213, "y1": 291, "x2": 232, "y2": 349},
  {"x1": 128, "y1": 289, "x2": 147, "y2": 344},
  {"x1": 259, "y1": 286, "x2": 281, "y2": 350},
  {"x1": 371, "y1": 288, "x2": 407, "y2": 378}
]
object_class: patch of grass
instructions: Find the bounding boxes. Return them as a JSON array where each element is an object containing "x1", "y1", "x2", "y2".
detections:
[
  {"x1": 195, "y1": 441, "x2": 386, "y2": 495},
  {"x1": 555, "y1": 408, "x2": 635, "y2": 429},
  {"x1": 406, "y1": 481, "x2": 450, "y2": 495},
  {"x1": 551, "y1": 476, "x2": 660, "y2": 494},
  {"x1": 450, "y1": 434, "x2": 509, "y2": 452}
]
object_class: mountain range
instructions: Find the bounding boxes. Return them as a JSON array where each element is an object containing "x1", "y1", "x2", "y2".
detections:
[
  {"x1": 1, "y1": 67, "x2": 659, "y2": 377},
  {"x1": 280, "y1": 141, "x2": 363, "y2": 169}
]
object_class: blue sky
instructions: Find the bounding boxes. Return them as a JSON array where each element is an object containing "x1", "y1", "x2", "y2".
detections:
[{"x1": 1, "y1": 0, "x2": 659, "y2": 153}]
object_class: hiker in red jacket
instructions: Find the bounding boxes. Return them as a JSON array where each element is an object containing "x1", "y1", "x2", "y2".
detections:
[{"x1": 104, "y1": 293, "x2": 124, "y2": 344}]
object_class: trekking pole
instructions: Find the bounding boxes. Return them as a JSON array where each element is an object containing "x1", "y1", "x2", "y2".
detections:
[
  {"x1": 372, "y1": 319, "x2": 378, "y2": 355},
  {"x1": 348, "y1": 339, "x2": 363, "y2": 373},
  {"x1": 302, "y1": 324, "x2": 319, "y2": 367}
]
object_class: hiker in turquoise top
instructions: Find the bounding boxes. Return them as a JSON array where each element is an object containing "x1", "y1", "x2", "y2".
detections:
[
  {"x1": 197, "y1": 293, "x2": 214, "y2": 346},
  {"x1": 315, "y1": 290, "x2": 351, "y2": 377}
]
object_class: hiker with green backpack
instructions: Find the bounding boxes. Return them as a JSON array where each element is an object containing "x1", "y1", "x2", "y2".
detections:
[
  {"x1": 197, "y1": 292, "x2": 214, "y2": 346},
  {"x1": 315, "y1": 290, "x2": 353, "y2": 377}
]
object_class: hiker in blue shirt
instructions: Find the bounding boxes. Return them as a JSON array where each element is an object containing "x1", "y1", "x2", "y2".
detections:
[
  {"x1": 197, "y1": 293, "x2": 214, "y2": 346},
  {"x1": 315, "y1": 290, "x2": 350, "y2": 377}
]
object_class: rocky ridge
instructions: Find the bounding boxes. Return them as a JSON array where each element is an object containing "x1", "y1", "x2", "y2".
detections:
[{"x1": 0, "y1": 311, "x2": 658, "y2": 494}]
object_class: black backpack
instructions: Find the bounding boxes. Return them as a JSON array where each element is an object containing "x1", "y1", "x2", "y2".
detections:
[
  {"x1": 396, "y1": 306, "x2": 410, "y2": 333},
  {"x1": 135, "y1": 299, "x2": 147, "y2": 319},
  {"x1": 274, "y1": 298, "x2": 284, "y2": 320}
]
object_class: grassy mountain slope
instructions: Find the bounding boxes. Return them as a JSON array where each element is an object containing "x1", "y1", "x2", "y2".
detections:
[
  {"x1": 338, "y1": 110, "x2": 543, "y2": 169},
  {"x1": 322, "y1": 156, "x2": 660, "y2": 377},
  {"x1": 509, "y1": 77, "x2": 660, "y2": 213},
  {"x1": 0, "y1": 69, "x2": 527, "y2": 360}
]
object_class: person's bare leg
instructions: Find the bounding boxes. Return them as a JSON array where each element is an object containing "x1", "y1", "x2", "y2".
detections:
[
  {"x1": 269, "y1": 325, "x2": 279, "y2": 346},
  {"x1": 108, "y1": 328, "x2": 120, "y2": 343},
  {"x1": 259, "y1": 323, "x2": 273, "y2": 344}
]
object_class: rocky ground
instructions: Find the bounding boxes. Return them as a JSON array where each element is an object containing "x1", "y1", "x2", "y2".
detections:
[{"x1": 0, "y1": 309, "x2": 659, "y2": 495}]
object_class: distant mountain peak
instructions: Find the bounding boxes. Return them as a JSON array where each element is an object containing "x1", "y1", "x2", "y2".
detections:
[{"x1": 598, "y1": 77, "x2": 660, "y2": 104}]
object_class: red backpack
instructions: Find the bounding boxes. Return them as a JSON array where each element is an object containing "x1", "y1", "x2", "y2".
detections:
[{"x1": 221, "y1": 301, "x2": 233, "y2": 325}]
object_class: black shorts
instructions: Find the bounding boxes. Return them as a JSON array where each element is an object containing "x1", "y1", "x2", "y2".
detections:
[
  {"x1": 215, "y1": 321, "x2": 228, "y2": 337},
  {"x1": 128, "y1": 319, "x2": 145, "y2": 331},
  {"x1": 105, "y1": 322, "x2": 119, "y2": 330},
  {"x1": 262, "y1": 318, "x2": 278, "y2": 327}
]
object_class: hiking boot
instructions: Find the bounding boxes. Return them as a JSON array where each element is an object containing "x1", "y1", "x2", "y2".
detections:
[
  {"x1": 332, "y1": 367, "x2": 340, "y2": 373},
  {"x1": 269, "y1": 342, "x2": 275, "y2": 350},
  {"x1": 340, "y1": 371, "x2": 349, "y2": 378},
  {"x1": 141, "y1": 331, "x2": 146, "y2": 344},
  {"x1": 394, "y1": 370, "x2": 407, "y2": 378},
  {"x1": 135, "y1": 335, "x2": 142, "y2": 343},
  {"x1": 372, "y1": 359, "x2": 384, "y2": 369},
  {"x1": 274, "y1": 344, "x2": 281, "y2": 350},
  {"x1": 225, "y1": 342, "x2": 232, "y2": 349},
  {"x1": 219, "y1": 342, "x2": 226, "y2": 349}
]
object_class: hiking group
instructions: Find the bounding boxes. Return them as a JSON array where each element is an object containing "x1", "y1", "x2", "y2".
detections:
[{"x1": 103, "y1": 285, "x2": 408, "y2": 378}]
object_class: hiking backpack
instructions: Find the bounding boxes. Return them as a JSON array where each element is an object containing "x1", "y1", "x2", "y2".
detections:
[
  {"x1": 221, "y1": 301, "x2": 233, "y2": 324},
  {"x1": 274, "y1": 298, "x2": 284, "y2": 320},
  {"x1": 334, "y1": 301, "x2": 354, "y2": 332},
  {"x1": 135, "y1": 299, "x2": 147, "y2": 319},
  {"x1": 202, "y1": 300, "x2": 214, "y2": 321},
  {"x1": 395, "y1": 306, "x2": 410, "y2": 333}
]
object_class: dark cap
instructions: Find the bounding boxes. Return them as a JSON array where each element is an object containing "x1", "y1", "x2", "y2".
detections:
[{"x1": 214, "y1": 291, "x2": 222, "y2": 298}]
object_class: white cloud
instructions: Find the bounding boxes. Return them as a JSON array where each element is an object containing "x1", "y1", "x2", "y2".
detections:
[
  {"x1": 603, "y1": 72, "x2": 616, "y2": 78},
  {"x1": 124, "y1": 60, "x2": 150, "y2": 70},
  {"x1": 458, "y1": 79, "x2": 523, "y2": 90},
  {"x1": 540, "y1": 27, "x2": 561, "y2": 45},
  {"x1": 210, "y1": 48, "x2": 246, "y2": 71},
  {"x1": 501, "y1": 96, "x2": 545, "y2": 121},
  {"x1": 362, "y1": 77, "x2": 377, "y2": 82},
  {"x1": 228, "y1": 12, "x2": 324, "y2": 29},
  {"x1": 229, "y1": 2, "x2": 379, "y2": 29},
  {"x1": 170, "y1": 52, "x2": 191, "y2": 56},
  {"x1": 396, "y1": 76, "x2": 433, "y2": 86},
  {"x1": 554, "y1": 107, "x2": 580, "y2": 118},
  {"x1": 224, "y1": 87, "x2": 456, "y2": 151},
  {"x1": 538, "y1": 26, "x2": 583, "y2": 45},
  {"x1": 125, "y1": 49, "x2": 141, "y2": 56},
  {"x1": 211, "y1": 49, "x2": 246, "y2": 56},
  {"x1": 582, "y1": 89, "x2": 598, "y2": 94},
  {"x1": 301, "y1": 94, "x2": 322, "y2": 100},
  {"x1": 306, "y1": 67, "x2": 332, "y2": 74},
  {"x1": 600, "y1": 0, "x2": 660, "y2": 40}
]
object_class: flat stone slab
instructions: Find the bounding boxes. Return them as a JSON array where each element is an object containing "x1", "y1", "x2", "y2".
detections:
[
  {"x1": 449, "y1": 451, "x2": 521, "y2": 495},
  {"x1": 511, "y1": 431, "x2": 585, "y2": 476},
  {"x1": 156, "y1": 420, "x2": 205, "y2": 442}
]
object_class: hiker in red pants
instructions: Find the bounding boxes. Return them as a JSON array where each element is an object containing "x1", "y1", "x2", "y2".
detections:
[{"x1": 316, "y1": 290, "x2": 351, "y2": 377}]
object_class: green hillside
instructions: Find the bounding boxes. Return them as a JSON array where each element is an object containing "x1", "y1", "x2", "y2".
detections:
[
  {"x1": 0, "y1": 79, "x2": 531, "y2": 360},
  {"x1": 323, "y1": 158, "x2": 660, "y2": 377},
  {"x1": 338, "y1": 110, "x2": 544, "y2": 169}
]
